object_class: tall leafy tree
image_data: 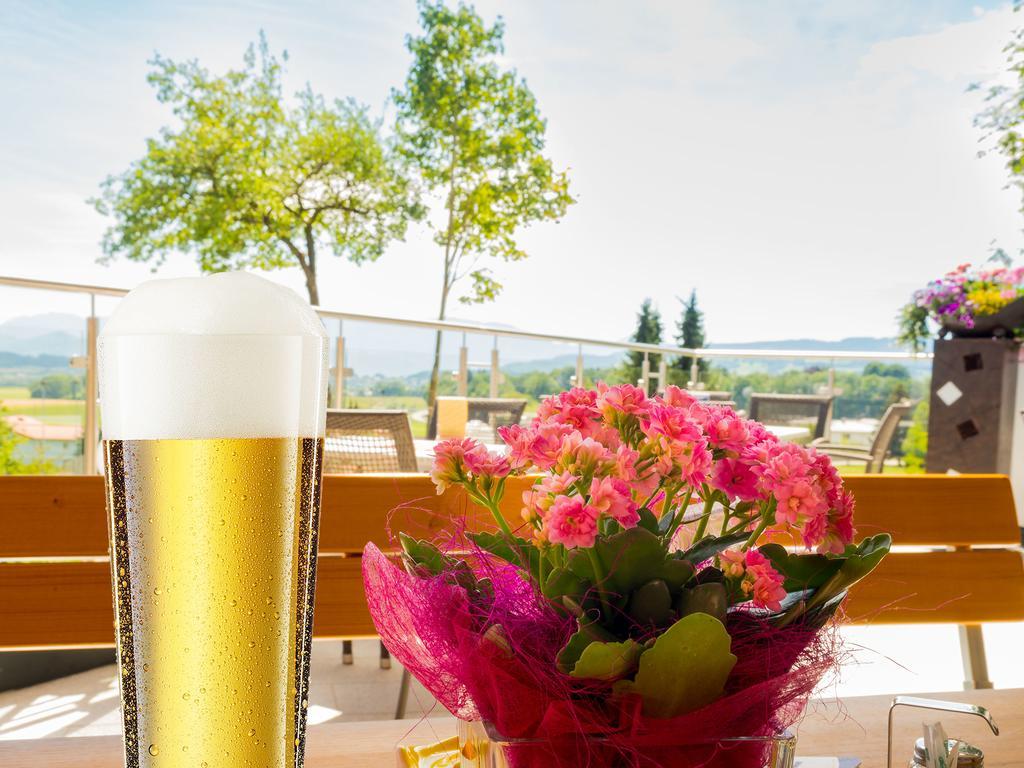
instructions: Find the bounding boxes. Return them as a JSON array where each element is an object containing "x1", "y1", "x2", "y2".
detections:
[
  {"x1": 92, "y1": 35, "x2": 419, "y2": 305},
  {"x1": 623, "y1": 298, "x2": 663, "y2": 394},
  {"x1": 675, "y1": 289, "x2": 708, "y2": 378},
  {"x1": 394, "y1": 1, "x2": 575, "y2": 423}
]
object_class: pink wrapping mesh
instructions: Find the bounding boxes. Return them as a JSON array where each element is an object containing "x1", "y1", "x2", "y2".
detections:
[{"x1": 363, "y1": 543, "x2": 840, "y2": 768}]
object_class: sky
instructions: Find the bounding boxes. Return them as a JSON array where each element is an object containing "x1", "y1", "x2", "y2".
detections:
[{"x1": 2, "y1": 0, "x2": 1024, "y2": 344}]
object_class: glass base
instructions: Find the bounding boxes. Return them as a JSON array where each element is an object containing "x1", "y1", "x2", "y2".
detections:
[{"x1": 456, "y1": 719, "x2": 796, "y2": 768}]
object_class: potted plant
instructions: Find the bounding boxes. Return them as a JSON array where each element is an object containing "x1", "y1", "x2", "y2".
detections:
[
  {"x1": 365, "y1": 384, "x2": 889, "y2": 767},
  {"x1": 898, "y1": 262, "x2": 1024, "y2": 351}
]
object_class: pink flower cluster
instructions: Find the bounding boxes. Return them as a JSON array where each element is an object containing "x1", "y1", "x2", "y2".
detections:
[
  {"x1": 431, "y1": 382, "x2": 857, "y2": 581},
  {"x1": 720, "y1": 549, "x2": 788, "y2": 612}
]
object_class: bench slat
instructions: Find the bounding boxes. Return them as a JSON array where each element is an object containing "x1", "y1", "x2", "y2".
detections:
[
  {"x1": 0, "y1": 474, "x2": 526, "y2": 558},
  {"x1": 0, "y1": 557, "x2": 378, "y2": 649},
  {"x1": 846, "y1": 549, "x2": 1024, "y2": 624},
  {"x1": 842, "y1": 474, "x2": 1019, "y2": 546}
]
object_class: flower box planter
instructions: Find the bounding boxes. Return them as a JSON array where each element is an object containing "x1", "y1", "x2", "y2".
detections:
[{"x1": 940, "y1": 296, "x2": 1024, "y2": 339}]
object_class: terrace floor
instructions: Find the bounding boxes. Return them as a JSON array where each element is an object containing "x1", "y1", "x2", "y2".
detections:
[{"x1": 2, "y1": 623, "x2": 1022, "y2": 740}]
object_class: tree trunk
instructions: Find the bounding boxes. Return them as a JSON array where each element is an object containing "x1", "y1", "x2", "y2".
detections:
[
  {"x1": 425, "y1": 264, "x2": 453, "y2": 439},
  {"x1": 302, "y1": 227, "x2": 320, "y2": 306}
]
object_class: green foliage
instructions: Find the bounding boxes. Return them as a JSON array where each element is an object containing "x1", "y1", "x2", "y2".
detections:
[
  {"x1": 897, "y1": 302, "x2": 931, "y2": 353},
  {"x1": 570, "y1": 638, "x2": 643, "y2": 681},
  {"x1": 30, "y1": 373, "x2": 84, "y2": 400},
  {"x1": 901, "y1": 400, "x2": 929, "y2": 471},
  {"x1": 622, "y1": 298, "x2": 663, "y2": 394},
  {"x1": 92, "y1": 34, "x2": 417, "y2": 304},
  {"x1": 760, "y1": 534, "x2": 892, "y2": 627},
  {"x1": 0, "y1": 410, "x2": 56, "y2": 475},
  {"x1": 675, "y1": 290, "x2": 708, "y2": 378},
  {"x1": 395, "y1": 1, "x2": 574, "y2": 412},
  {"x1": 614, "y1": 613, "x2": 736, "y2": 718}
]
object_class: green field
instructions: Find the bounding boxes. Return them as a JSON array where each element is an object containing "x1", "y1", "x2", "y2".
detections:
[{"x1": 0, "y1": 386, "x2": 30, "y2": 399}]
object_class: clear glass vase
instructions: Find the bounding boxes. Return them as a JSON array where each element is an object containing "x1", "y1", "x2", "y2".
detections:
[{"x1": 456, "y1": 719, "x2": 797, "y2": 768}]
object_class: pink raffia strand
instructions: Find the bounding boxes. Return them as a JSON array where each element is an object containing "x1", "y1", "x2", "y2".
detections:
[{"x1": 363, "y1": 543, "x2": 841, "y2": 768}]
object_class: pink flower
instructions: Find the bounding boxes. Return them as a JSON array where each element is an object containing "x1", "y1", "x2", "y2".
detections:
[
  {"x1": 744, "y1": 550, "x2": 787, "y2": 612},
  {"x1": 815, "y1": 490, "x2": 856, "y2": 554},
  {"x1": 543, "y1": 495, "x2": 600, "y2": 549},
  {"x1": 611, "y1": 444, "x2": 640, "y2": 482},
  {"x1": 498, "y1": 423, "x2": 535, "y2": 469},
  {"x1": 529, "y1": 422, "x2": 577, "y2": 470},
  {"x1": 589, "y1": 476, "x2": 639, "y2": 528},
  {"x1": 661, "y1": 385, "x2": 696, "y2": 409},
  {"x1": 642, "y1": 405, "x2": 711, "y2": 484},
  {"x1": 597, "y1": 383, "x2": 650, "y2": 418},
  {"x1": 710, "y1": 458, "x2": 760, "y2": 502},
  {"x1": 774, "y1": 479, "x2": 829, "y2": 527},
  {"x1": 719, "y1": 549, "x2": 746, "y2": 579},
  {"x1": 556, "y1": 431, "x2": 614, "y2": 476},
  {"x1": 430, "y1": 438, "x2": 481, "y2": 493},
  {"x1": 521, "y1": 472, "x2": 577, "y2": 523},
  {"x1": 535, "y1": 388, "x2": 602, "y2": 437},
  {"x1": 462, "y1": 447, "x2": 512, "y2": 478},
  {"x1": 703, "y1": 407, "x2": 750, "y2": 455}
]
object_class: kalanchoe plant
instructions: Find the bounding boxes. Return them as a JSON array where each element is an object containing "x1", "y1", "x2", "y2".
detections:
[
  {"x1": 898, "y1": 262, "x2": 1024, "y2": 352},
  {"x1": 400, "y1": 384, "x2": 891, "y2": 720}
]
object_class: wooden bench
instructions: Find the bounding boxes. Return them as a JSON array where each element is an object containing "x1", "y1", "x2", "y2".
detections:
[{"x1": 1, "y1": 474, "x2": 1021, "y2": 689}]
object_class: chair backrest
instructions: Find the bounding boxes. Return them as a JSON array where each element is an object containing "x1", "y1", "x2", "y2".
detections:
[
  {"x1": 686, "y1": 390, "x2": 732, "y2": 402},
  {"x1": 748, "y1": 393, "x2": 834, "y2": 440},
  {"x1": 2, "y1": 474, "x2": 1021, "y2": 648},
  {"x1": 466, "y1": 398, "x2": 527, "y2": 441},
  {"x1": 865, "y1": 401, "x2": 915, "y2": 473},
  {"x1": 323, "y1": 409, "x2": 417, "y2": 474}
]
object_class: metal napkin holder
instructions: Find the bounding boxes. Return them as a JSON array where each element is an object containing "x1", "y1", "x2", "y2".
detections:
[{"x1": 887, "y1": 696, "x2": 1000, "y2": 767}]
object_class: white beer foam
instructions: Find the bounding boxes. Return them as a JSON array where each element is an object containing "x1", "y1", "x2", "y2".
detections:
[{"x1": 99, "y1": 272, "x2": 328, "y2": 440}]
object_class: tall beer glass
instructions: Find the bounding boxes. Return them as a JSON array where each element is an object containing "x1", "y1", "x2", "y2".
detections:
[{"x1": 99, "y1": 272, "x2": 328, "y2": 768}]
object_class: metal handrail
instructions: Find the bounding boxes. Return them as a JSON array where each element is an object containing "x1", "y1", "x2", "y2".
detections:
[{"x1": 0, "y1": 274, "x2": 932, "y2": 363}]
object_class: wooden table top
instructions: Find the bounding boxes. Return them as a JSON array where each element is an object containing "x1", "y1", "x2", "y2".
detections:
[{"x1": 0, "y1": 688, "x2": 1017, "y2": 767}]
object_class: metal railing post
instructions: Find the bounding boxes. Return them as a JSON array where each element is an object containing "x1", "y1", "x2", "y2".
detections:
[
  {"x1": 658, "y1": 357, "x2": 668, "y2": 395},
  {"x1": 575, "y1": 344, "x2": 585, "y2": 388},
  {"x1": 489, "y1": 337, "x2": 500, "y2": 399},
  {"x1": 458, "y1": 334, "x2": 469, "y2": 396},
  {"x1": 640, "y1": 352, "x2": 650, "y2": 393},
  {"x1": 690, "y1": 356, "x2": 699, "y2": 388},
  {"x1": 83, "y1": 296, "x2": 98, "y2": 475},
  {"x1": 827, "y1": 360, "x2": 836, "y2": 396},
  {"x1": 334, "y1": 330, "x2": 346, "y2": 409}
]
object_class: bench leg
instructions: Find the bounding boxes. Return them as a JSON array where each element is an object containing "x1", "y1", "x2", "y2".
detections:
[
  {"x1": 395, "y1": 668, "x2": 411, "y2": 720},
  {"x1": 380, "y1": 641, "x2": 392, "y2": 670},
  {"x1": 342, "y1": 639, "x2": 353, "y2": 665},
  {"x1": 958, "y1": 624, "x2": 993, "y2": 690}
]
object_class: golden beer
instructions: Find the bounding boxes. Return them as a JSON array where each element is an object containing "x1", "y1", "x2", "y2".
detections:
[{"x1": 99, "y1": 273, "x2": 328, "y2": 768}]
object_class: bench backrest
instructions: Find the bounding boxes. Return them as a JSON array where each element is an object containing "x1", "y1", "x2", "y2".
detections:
[{"x1": 1, "y1": 473, "x2": 1021, "y2": 648}]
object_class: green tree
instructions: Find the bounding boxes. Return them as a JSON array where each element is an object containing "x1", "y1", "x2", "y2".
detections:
[
  {"x1": 674, "y1": 289, "x2": 708, "y2": 380},
  {"x1": 622, "y1": 298, "x2": 663, "y2": 394},
  {"x1": 0, "y1": 411, "x2": 56, "y2": 475},
  {"x1": 901, "y1": 400, "x2": 929, "y2": 472},
  {"x1": 92, "y1": 35, "x2": 418, "y2": 305},
  {"x1": 31, "y1": 373, "x2": 84, "y2": 400},
  {"x1": 394, "y1": 1, "x2": 575, "y2": 427}
]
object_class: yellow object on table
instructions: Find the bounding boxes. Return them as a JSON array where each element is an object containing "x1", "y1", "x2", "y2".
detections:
[
  {"x1": 396, "y1": 736, "x2": 461, "y2": 767},
  {"x1": 436, "y1": 397, "x2": 469, "y2": 439}
]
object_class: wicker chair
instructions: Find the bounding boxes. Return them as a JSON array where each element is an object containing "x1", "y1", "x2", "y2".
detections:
[
  {"x1": 810, "y1": 401, "x2": 915, "y2": 474},
  {"x1": 747, "y1": 393, "x2": 834, "y2": 441},
  {"x1": 324, "y1": 409, "x2": 415, "y2": 718},
  {"x1": 324, "y1": 410, "x2": 417, "y2": 474},
  {"x1": 428, "y1": 397, "x2": 527, "y2": 440}
]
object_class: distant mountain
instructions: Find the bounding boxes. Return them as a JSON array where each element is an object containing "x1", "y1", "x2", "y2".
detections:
[
  {"x1": 0, "y1": 312, "x2": 926, "y2": 378},
  {"x1": 0, "y1": 313, "x2": 83, "y2": 357}
]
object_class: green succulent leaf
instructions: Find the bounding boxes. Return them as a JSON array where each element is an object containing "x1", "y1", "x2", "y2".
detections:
[
  {"x1": 658, "y1": 558, "x2": 696, "y2": 592},
  {"x1": 570, "y1": 639, "x2": 643, "y2": 682},
  {"x1": 614, "y1": 612, "x2": 737, "y2": 719},
  {"x1": 467, "y1": 531, "x2": 542, "y2": 581},
  {"x1": 637, "y1": 507, "x2": 661, "y2": 535},
  {"x1": 674, "y1": 583, "x2": 728, "y2": 624},
  {"x1": 542, "y1": 566, "x2": 587, "y2": 601},
  {"x1": 556, "y1": 619, "x2": 618, "y2": 673},
  {"x1": 627, "y1": 579, "x2": 673, "y2": 627},
  {"x1": 398, "y1": 533, "x2": 450, "y2": 576},
  {"x1": 678, "y1": 532, "x2": 750, "y2": 566},
  {"x1": 568, "y1": 527, "x2": 668, "y2": 597}
]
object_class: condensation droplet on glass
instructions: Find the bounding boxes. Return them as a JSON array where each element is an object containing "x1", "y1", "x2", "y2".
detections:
[{"x1": 148, "y1": 744, "x2": 159, "y2": 756}]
